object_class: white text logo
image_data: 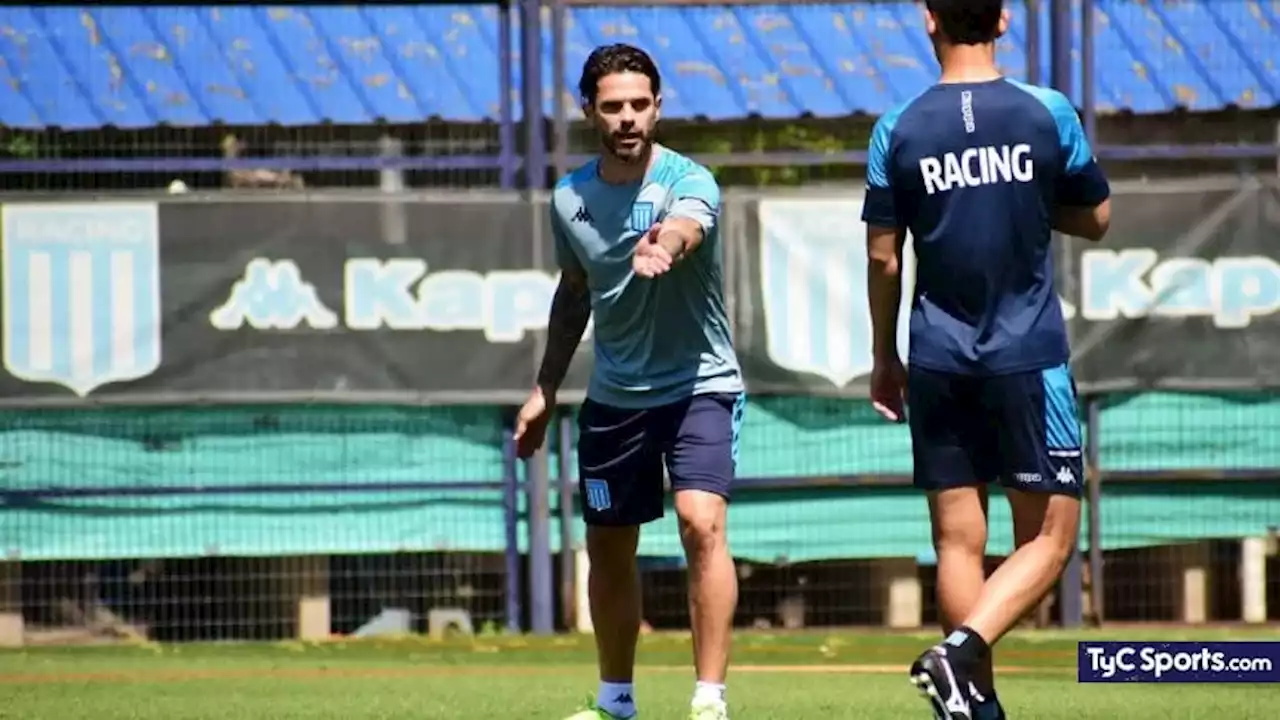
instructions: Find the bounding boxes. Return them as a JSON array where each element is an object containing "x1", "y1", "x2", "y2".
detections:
[{"x1": 920, "y1": 144, "x2": 1034, "y2": 195}]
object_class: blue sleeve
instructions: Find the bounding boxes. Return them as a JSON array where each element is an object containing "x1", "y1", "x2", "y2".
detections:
[
  {"x1": 1047, "y1": 92, "x2": 1111, "y2": 207},
  {"x1": 861, "y1": 112, "x2": 898, "y2": 227},
  {"x1": 667, "y1": 166, "x2": 721, "y2": 239},
  {"x1": 550, "y1": 196, "x2": 582, "y2": 272}
]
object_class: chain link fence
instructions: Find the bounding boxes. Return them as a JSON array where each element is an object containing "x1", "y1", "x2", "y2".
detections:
[{"x1": 2, "y1": 406, "x2": 513, "y2": 644}]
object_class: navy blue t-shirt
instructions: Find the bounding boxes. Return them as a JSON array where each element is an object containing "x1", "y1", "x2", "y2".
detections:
[{"x1": 861, "y1": 78, "x2": 1110, "y2": 376}]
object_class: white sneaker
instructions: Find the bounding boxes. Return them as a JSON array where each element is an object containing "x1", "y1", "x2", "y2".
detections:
[{"x1": 688, "y1": 700, "x2": 728, "y2": 720}]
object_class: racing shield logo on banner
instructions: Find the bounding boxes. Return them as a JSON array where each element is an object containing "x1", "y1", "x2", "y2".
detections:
[
  {"x1": 758, "y1": 198, "x2": 913, "y2": 389},
  {"x1": 2, "y1": 202, "x2": 162, "y2": 397}
]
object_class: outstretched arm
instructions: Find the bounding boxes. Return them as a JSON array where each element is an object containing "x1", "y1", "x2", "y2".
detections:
[
  {"x1": 653, "y1": 216, "x2": 707, "y2": 263},
  {"x1": 656, "y1": 166, "x2": 721, "y2": 264}
]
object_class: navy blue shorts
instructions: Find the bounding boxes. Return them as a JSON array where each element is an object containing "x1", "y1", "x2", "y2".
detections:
[
  {"x1": 577, "y1": 392, "x2": 746, "y2": 526},
  {"x1": 907, "y1": 362, "x2": 1084, "y2": 497}
]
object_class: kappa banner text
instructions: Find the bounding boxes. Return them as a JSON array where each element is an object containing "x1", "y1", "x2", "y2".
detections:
[
  {"x1": 1073, "y1": 250, "x2": 1280, "y2": 329},
  {"x1": 209, "y1": 257, "x2": 589, "y2": 344}
]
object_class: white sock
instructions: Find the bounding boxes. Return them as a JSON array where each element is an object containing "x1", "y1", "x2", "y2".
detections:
[
  {"x1": 598, "y1": 681, "x2": 636, "y2": 717},
  {"x1": 692, "y1": 681, "x2": 727, "y2": 707}
]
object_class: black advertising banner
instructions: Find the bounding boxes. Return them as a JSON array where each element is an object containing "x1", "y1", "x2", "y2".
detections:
[
  {"x1": 3, "y1": 178, "x2": 1279, "y2": 406},
  {"x1": 734, "y1": 177, "x2": 1280, "y2": 397},
  {"x1": 1065, "y1": 179, "x2": 1280, "y2": 391},
  {"x1": 0, "y1": 197, "x2": 586, "y2": 405}
]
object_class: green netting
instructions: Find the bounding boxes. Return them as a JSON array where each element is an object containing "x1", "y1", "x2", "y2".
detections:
[{"x1": 2, "y1": 392, "x2": 1278, "y2": 563}]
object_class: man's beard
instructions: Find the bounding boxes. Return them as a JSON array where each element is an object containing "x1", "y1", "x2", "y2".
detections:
[{"x1": 602, "y1": 130, "x2": 652, "y2": 164}]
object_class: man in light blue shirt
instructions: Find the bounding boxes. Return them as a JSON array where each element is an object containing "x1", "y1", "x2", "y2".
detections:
[
  {"x1": 553, "y1": 151, "x2": 742, "y2": 410},
  {"x1": 513, "y1": 43, "x2": 744, "y2": 720}
]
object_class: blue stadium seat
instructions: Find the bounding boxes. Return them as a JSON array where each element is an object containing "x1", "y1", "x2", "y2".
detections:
[
  {"x1": 1163, "y1": 0, "x2": 1279, "y2": 108},
  {"x1": 194, "y1": 7, "x2": 319, "y2": 126},
  {"x1": 993, "y1": 2, "x2": 1031, "y2": 84},
  {"x1": 1, "y1": 2, "x2": 1276, "y2": 130},
  {"x1": 258, "y1": 6, "x2": 381, "y2": 124},
  {"x1": 608, "y1": 7, "x2": 741, "y2": 120},
  {"x1": 143, "y1": 8, "x2": 262, "y2": 126},
  {"x1": 415, "y1": 5, "x2": 503, "y2": 121},
  {"x1": 0, "y1": 8, "x2": 85, "y2": 128},
  {"x1": 1099, "y1": 0, "x2": 1223, "y2": 112},
  {"x1": 15, "y1": 7, "x2": 156, "y2": 128}
]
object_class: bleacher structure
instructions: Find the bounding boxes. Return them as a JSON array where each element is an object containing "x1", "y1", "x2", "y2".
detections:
[
  {"x1": 1, "y1": 2, "x2": 1278, "y2": 190},
  {"x1": 0, "y1": 3, "x2": 1279, "y2": 646},
  {"x1": 2, "y1": 3, "x2": 1277, "y2": 127}
]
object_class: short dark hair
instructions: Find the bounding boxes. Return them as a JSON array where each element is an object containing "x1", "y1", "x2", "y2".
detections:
[
  {"x1": 925, "y1": 0, "x2": 1003, "y2": 44},
  {"x1": 578, "y1": 44, "x2": 661, "y2": 105}
]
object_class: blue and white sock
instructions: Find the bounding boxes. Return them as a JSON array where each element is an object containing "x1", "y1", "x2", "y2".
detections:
[{"x1": 598, "y1": 681, "x2": 636, "y2": 718}]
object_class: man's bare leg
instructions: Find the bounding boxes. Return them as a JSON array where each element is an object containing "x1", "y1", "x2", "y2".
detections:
[
  {"x1": 674, "y1": 489, "x2": 737, "y2": 713},
  {"x1": 916, "y1": 490, "x2": 1080, "y2": 719},
  {"x1": 961, "y1": 491, "x2": 1080, "y2": 645},
  {"x1": 929, "y1": 486, "x2": 995, "y2": 699},
  {"x1": 586, "y1": 525, "x2": 643, "y2": 718}
]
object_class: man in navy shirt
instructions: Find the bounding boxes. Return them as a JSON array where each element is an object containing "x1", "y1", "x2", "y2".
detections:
[{"x1": 861, "y1": 1, "x2": 1111, "y2": 718}]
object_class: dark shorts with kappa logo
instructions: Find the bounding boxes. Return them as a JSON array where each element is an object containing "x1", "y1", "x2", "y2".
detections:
[
  {"x1": 577, "y1": 392, "x2": 746, "y2": 526},
  {"x1": 907, "y1": 362, "x2": 1084, "y2": 498}
]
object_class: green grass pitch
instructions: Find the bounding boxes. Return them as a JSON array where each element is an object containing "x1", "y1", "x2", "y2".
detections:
[{"x1": 2, "y1": 627, "x2": 1278, "y2": 718}]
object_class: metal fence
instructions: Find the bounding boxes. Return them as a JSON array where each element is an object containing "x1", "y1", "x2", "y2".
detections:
[
  {"x1": 2, "y1": 407, "x2": 520, "y2": 644},
  {"x1": 4, "y1": 1, "x2": 1279, "y2": 191},
  {"x1": 1, "y1": 179, "x2": 1278, "y2": 646},
  {"x1": 1, "y1": 1, "x2": 1279, "y2": 646},
  {"x1": 4, "y1": 397, "x2": 1279, "y2": 645}
]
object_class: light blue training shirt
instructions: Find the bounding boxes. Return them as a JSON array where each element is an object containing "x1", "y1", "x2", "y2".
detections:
[{"x1": 550, "y1": 144, "x2": 743, "y2": 409}]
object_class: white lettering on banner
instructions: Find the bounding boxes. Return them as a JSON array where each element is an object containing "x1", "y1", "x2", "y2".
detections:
[
  {"x1": 919, "y1": 144, "x2": 1034, "y2": 195},
  {"x1": 344, "y1": 258, "x2": 571, "y2": 343},
  {"x1": 1081, "y1": 249, "x2": 1280, "y2": 328},
  {"x1": 211, "y1": 257, "x2": 592, "y2": 343}
]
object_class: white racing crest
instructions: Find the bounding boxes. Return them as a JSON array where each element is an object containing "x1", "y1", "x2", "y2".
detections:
[
  {"x1": 2, "y1": 202, "x2": 162, "y2": 397},
  {"x1": 758, "y1": 198, "x2": 914, "y2": 388}
]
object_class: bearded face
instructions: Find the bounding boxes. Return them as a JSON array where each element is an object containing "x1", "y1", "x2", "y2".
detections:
[{"x1": 586, "y1": 71, "x2": 661, "y2": 165}]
